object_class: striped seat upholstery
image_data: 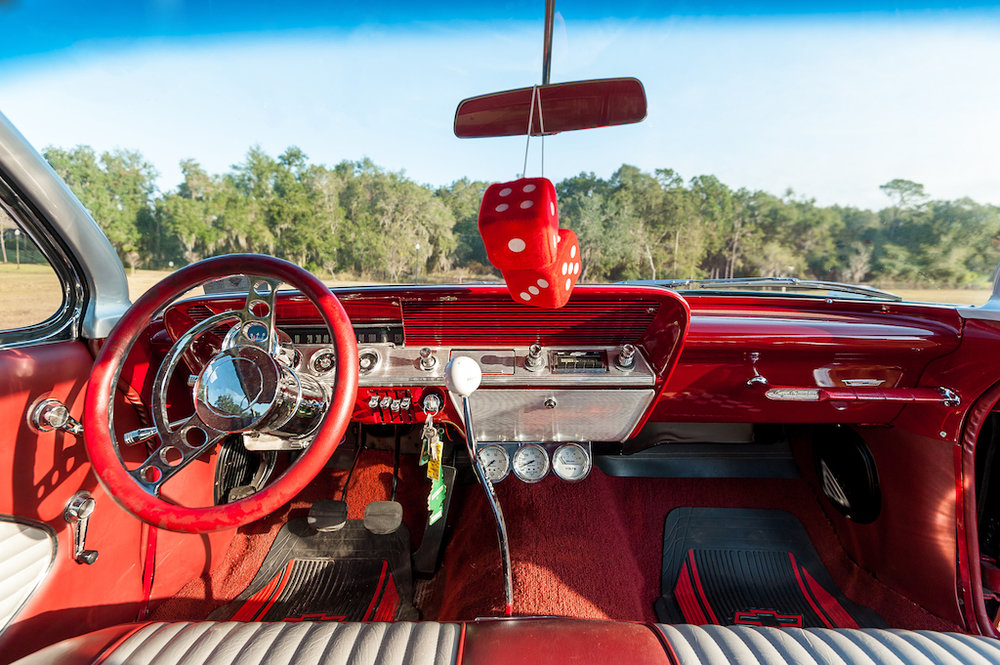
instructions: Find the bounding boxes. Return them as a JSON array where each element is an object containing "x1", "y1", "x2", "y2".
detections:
[{"x1": 657, "y1": 625, "x2": 1000, "y2": 665}]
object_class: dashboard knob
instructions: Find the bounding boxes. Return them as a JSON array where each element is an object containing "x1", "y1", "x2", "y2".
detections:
[
  {"x1": 616, "y1": 344, "x2": 637, "y2": 370},
  {"x1": 418, "y1": 347, "x2": 437, "y2": 371},
  {"x1": 524, "y1": 344, "x2": 545, "y2": 371},
  {"x1": 445, "y1": 356, "x2": 482, "y2": 398}
]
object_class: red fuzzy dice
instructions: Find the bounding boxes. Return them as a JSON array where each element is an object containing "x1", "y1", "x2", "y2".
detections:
[
  {"x1": 502, "y1": 228, "x2": 581, "y2": 308},
  {"x1": 478, "y1": 178, "x2": 559, "y2": 272},
  {"x1": 478, "y1": 177, "x2": 581, "y2": 308}
]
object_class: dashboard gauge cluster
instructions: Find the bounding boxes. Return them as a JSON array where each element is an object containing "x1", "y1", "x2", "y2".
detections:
[{"x1": 475, "y1": 441, "x2": 592, "y2": 484}]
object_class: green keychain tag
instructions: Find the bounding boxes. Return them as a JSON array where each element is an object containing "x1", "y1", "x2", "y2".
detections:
[{"x1": 428, "y1": 477, "x2": 446, "y2": 526}]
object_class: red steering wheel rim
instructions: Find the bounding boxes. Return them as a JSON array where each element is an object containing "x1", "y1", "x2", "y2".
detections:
[{"x1": 84, "y1": 254, "x2": 359, "y2": 532}]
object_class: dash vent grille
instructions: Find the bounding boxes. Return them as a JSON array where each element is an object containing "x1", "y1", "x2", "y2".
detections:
[{"x1": 402, "y1": 300, "x2": 658, "y2": 346}]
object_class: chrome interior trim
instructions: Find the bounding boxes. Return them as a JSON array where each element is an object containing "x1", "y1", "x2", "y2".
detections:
[
  {"x1": 0, "y1": 111, "x2": 130, "y2": 339},
  {"x1": 454, "y1": 388, "x2": 655, "y2": 442},
  {"x1": 295, "y1": 344, "x2": 656, "y2": 388}
]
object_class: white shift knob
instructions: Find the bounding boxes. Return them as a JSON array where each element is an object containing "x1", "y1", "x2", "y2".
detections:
[{"x1": 445, "y1": 356, "x2": 482, "y2": 398}]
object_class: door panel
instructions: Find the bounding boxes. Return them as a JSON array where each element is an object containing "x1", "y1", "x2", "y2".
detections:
[{"x1": 0, "y1": 341, "x2": 145, "y2": 665}]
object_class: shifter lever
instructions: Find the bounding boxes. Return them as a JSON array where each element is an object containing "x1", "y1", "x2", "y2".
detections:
[{"x1": 445, "y1": 356, "x2": 514, "y2": 616}]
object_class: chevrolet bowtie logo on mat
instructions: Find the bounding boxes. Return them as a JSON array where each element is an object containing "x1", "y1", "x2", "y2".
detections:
[{"x1": 733, "y1": 609, "x2": 804, "y2": 628}]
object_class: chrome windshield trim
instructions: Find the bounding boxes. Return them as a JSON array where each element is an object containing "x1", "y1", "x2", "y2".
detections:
[{"x1": 621, "y1": 277, "x2": 902, "y2": 301}]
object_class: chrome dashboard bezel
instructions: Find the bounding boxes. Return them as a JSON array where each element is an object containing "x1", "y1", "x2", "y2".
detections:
[{"x1": 294, "y1": 343, "x2": 656, "y2": 388}]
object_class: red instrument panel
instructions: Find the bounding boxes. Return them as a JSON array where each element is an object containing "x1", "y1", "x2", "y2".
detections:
[{"x1": 161, "y1": 285, "x2": 964, "y2": 431}]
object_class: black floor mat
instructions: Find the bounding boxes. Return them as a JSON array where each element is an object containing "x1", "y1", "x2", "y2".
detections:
[
  {"x1": 210, "y1": 518, "x2": 416, "y2": 622},
  {"x1": 654, "y1": 508, "x2": 885, "y2": 628}
]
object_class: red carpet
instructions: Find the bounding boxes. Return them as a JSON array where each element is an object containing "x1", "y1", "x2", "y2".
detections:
[
  {"x1": 437, "y1": 470, "x2": 962, "y2": 631},
  {"x1": 153, "y1": 450, "x2": 961, "y2": 631}
]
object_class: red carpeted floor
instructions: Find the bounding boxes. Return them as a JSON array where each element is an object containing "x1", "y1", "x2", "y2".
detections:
[
  {"x1": 150, "y1": 449, "x2": 430, "y2": 621},
  {"x1": 153, "y1": 451, "x2": 962, "y2": 631},
  {"x1": 436, "y1": 469, "x2": 962, "y2": 631}
]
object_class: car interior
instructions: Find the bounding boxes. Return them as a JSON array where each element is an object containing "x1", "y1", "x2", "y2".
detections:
[{"x1": 3, "y1": 3, "x2": 1000, "y2": 665}]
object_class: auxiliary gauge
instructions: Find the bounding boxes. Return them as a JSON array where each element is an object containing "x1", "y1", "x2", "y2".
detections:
[
  {"x1": 358, "y1": 348, "x2": 380, "y2": 375},
  {"x1": 310, "y1": 348, "x2": 336, "y2": 374},
  {"x1": 511, "y1": 443, "x2": 549, "y2": 483},
  {"x1": 552, "y1": 442, "x2": 592, "y2": 482},
  {"x1": 477, "y1": 445, "x2": 510, "y2": 483}
]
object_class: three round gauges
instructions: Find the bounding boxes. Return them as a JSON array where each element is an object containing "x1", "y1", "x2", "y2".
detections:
[{"x1": 477, "y1": 442, "x2": 591, "y2": 484}]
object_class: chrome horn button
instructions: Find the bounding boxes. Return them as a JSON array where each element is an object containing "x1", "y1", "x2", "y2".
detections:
[{"x1": 194, "y1": 346, "x2": 280, "y2": 432}]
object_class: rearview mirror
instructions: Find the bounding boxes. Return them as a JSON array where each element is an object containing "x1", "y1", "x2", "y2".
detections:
[{"x1": 454, "y1": 77, "x2": 647, "y2": 138}]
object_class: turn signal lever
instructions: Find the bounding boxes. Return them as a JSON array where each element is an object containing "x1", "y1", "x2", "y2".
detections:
[{"x1": 445, "y1": 356, "x2": 513, "y2": 616}]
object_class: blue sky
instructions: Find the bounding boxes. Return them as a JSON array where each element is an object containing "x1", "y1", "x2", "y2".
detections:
[{"x1": 0, "y1": 1, "x2": 998, "y2": 210}]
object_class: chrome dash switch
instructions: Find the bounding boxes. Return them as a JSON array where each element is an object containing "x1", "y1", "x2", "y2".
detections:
[
  {"x1": 615, "y1": 344, "x2": 637, "y2": 371},
  {"x1": 524, "y1": 344, "x2": 545, "y2": 372},
  {"x1": 418, "y1": 347, "x2": 437, "y2": 371},
  {"x1": 63, "y1": 491, "x2": 98, "y2": 565}
]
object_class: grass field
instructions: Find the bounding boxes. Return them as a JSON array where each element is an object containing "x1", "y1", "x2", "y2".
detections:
[{"x1": 0, "y1": 262, "x2": 993, "y2": 331}]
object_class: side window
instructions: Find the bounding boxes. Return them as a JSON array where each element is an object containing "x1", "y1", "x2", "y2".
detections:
[{"x1": 0, "y1": 206, "x2": 65, "y2": 332}]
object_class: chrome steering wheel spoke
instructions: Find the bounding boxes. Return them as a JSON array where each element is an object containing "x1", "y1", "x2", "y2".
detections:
[
  {"x1": 127, "y1": 413, "x2": 227, "y2": 495},
  {"x1": 224, "y1": 275, "x2": 282, "y2": 356}
]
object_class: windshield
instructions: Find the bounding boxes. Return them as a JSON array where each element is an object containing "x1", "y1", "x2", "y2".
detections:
[{"x1": 1, "y1": 2, "x2": 998, "y2": 306}]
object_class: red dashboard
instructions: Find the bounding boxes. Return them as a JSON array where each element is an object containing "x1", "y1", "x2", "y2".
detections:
[{"x1": 161, "y1": 284, "x2": 965, "y2": 437}]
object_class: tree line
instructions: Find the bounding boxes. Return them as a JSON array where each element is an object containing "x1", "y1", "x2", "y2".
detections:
[{"x1": 37, "y1": 145, "x2": 1000, "y2": 288}]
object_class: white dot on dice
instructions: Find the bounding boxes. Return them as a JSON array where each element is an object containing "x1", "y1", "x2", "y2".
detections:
[
  {"x1": 496, "y1": 203, "x2": 509, "y2": 212},
  {"x1": 508, "y1": 237, "x2": 526, "y2": 252}
]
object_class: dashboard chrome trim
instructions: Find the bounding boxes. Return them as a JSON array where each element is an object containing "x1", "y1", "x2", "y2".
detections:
[
  {"x1": 456, "y1": 388, "x2": 656, "y2": 443},
  {"x1": 295, "y1": 344, "x2": 656, "y2": 388}
]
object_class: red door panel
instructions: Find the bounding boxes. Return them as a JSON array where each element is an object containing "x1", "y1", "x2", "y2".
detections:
[{"x1": 0, "y1": 341, "x2": 145, "y2": 664}]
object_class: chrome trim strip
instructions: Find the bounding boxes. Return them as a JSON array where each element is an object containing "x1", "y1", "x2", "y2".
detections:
[{"x1": 0, "y1": 111, "x2": 130, "y2": 339}]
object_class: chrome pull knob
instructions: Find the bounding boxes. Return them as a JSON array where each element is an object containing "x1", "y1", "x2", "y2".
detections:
[
  {"x1": 746, "y1": 351, "x2": 769, "y2": 388},
  {"x1": 616, "y1": 344, "x2": 637, "y2": 370},
  {"x1": 64, "y1": 492, "x2": 98, "y2": 565},
  {"x1": 31, "y1": 399, "x2": 83, "y2": 436},
  {"x1": 368, "y1": 395, "x2": 380, "y2": 409},
  {"x1": 418, "y1": 347, "x2": 437, "y2": 371},
  {"x1": 524, "y1": 344, "x2": 545, "y2": 371}
]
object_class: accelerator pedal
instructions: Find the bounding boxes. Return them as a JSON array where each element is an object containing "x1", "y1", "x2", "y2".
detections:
[{"x1": 364, "y1": 501, "x2": 403, "y2": 535}]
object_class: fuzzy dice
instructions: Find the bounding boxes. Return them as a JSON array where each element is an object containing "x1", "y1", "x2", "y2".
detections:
[
  {"x1": 478, "y1": 177, "x2": 581, "y2": 308},
  {"x1": 479, "y1": 178, "x2": 559, "y2": 271}
]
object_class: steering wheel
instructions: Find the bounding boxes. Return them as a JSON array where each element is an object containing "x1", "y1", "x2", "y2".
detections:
[{"x1": 84, "y1": 254, "x2": 359, "y2": 533}]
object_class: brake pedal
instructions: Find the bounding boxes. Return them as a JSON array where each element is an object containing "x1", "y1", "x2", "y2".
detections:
[{"x1": 307, "y1": 499, "x2": 348, "y2": 532}]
